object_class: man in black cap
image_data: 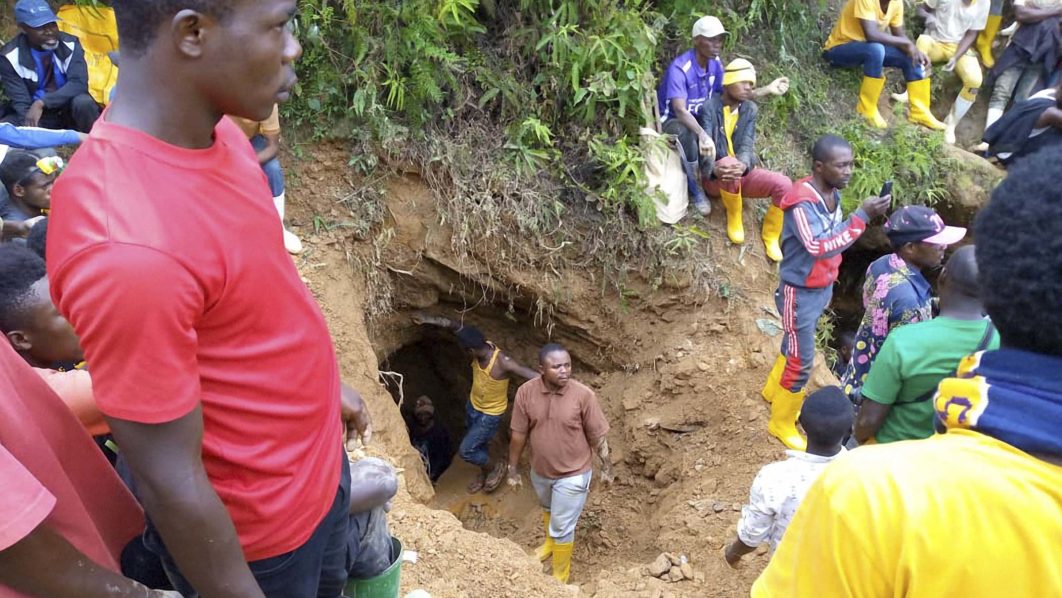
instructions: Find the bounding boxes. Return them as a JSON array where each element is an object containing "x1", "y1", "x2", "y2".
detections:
[
  {"x1": 412, "y1": 312, "x2": 539, "y2": 493},
  {"x1": 841, "y1": 205, "x2": 966, "y2": 400},
  {"x1": 0, "y1": 0, "x2": 99, "y2": 132}
]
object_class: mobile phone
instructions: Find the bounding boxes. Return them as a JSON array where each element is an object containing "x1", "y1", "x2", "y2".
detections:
[{"x1": 880, "y1": 180, "x2": 893, "y2": 199}]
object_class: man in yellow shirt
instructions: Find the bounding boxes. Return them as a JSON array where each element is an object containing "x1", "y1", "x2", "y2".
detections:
[
  {"x1": 753, "y1": 149, "x2": 1062, "y2": 597},
  {"x1": 823, "y1": 0, "x2": 945, "y2": 131},
  {"x1": 412, "y1": 313, "x2": 539, "y2": 493}
]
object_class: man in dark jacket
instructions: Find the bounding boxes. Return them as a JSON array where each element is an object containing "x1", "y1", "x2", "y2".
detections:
[
  {"x1": 0, "y1": 0, "x2": 99, "y2": 132},
  {"x1": 698, "y1": 59, "x2": 793, "y2": 261}
]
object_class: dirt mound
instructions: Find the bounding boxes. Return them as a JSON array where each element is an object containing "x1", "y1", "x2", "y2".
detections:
[{"x1": 286, "y1": 143, "x2": 849, "y2": 597}]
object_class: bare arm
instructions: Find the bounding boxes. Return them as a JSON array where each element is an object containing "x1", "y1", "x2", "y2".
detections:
[
  {"x1": 498, "y1": 352, "x2": 539, "y2": 381},
  {"x1": 724, "y1": 538, "x2": 757, "y2": 567},
  {"x1": 853, "y1": 400, "x2": 891, "y2": 444},
  {"x1": 669, "y1": 98, "x2": 715, "y2": 157},
  {"x1": 751, "y1": 78, "x2": 790, "y2": 100},
  {"x1": 948, "y1": 29, "x2": 981, "y2": 68},
  {"x1": 1035, "y1": 106, "x2": 1062, "y2": 128},
  {"x1": 506, "y1": 429, "x2": 528, "y2": 485},
  {"x1": 411, "y1": 312, "x2": 462, "y2": 332},
  {"x1": 107, "y1": 407, "x2": 265, "y2": 598},
  {"x1": 255, "y1": 130, "x2": 280, "y2": 165},
  {"x1": 593, "y1": 436, "x2": 614, "y2": 484},
  {"x1": 1015, "y1": 3, "x2": 1062, "y2": 23},
  {"x1": 861, "y1": 19, "x2": 915, "y2": 50},
  {"x1": 340, "y1": 382, "x2": 373, "y2": 450},
  {"x1": 0, "y1": 521, "x2": 176, "y2": 597}
]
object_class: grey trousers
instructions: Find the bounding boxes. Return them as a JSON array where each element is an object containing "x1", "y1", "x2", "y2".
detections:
[{"x1": 530, "y1": 469, "x2": 592, "y2": 543}]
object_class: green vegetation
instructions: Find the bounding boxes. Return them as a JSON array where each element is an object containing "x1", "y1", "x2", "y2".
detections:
[{"x1": 275, "y1": 1, "x2": 970, "y2": 311}]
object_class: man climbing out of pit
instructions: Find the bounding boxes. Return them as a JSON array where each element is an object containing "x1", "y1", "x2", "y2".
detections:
[
  {"x1": 46, "y1": 1, "x2": 376, "y2": 595},
  {"x1": 698, "y1": 58, "x2": 793, "y2": 261},
  {"x1": 823, "y1": 0, "x2": 946, "y2": 131},
  {"x1": 656, "y1": 15, "x2": 789, "y2": 216},
  {"x1": 725, "y1": 386, "x2": 853, "y2": 566},
  {"x1": 0, "y1": 0, "x2": 100, "y2": 133},
  {"x1": 854, "y1": 245, "x2": 999, "y2": 445},
  {"x1": 840, "y1": 205, "x2": 966, "y2": 400},
  {"x1": 902, "y1": 0, "x2": 991, "y2": 144},
  {"x1": 761, "y1": 135, "x2": 890, "y2": 450},
  {"x1": 752, "y1": 147, "x2": 1062, "y2": 598},
  {"x1": 506, "y1": 343, "x2": 612, "y2": 584},
  {"x1": 405, "y1": 395, "x2": 454, "y2": 484},
  {"x1": 413, "y1": 313, "x2": 540, "y2": 493}
]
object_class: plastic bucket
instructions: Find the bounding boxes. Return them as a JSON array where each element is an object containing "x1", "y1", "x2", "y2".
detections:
[{"x1": 345, "y1": 537, "x2": 403, "y2": 598}]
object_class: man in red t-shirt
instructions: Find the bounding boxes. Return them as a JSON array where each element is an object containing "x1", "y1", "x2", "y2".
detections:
[
  {"x1": 46, "y1": 1, "x2": 372, "y2": 596},
  {"x1": 0, "y1": 341, "x2": 178, "y2": 597}
]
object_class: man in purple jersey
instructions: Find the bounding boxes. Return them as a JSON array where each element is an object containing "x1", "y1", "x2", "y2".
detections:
[{"x1": 657, "y1": 15, "x2": 789, "y2": 216}]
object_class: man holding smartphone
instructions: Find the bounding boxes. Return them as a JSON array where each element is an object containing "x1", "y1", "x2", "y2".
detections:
[{"x1": 760, "y1": 135, "x2": 890, "y2": 450}]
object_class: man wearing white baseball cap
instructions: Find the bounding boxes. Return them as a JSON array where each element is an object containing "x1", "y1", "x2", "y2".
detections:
[{"x1": 657, "y1": 15, "x2": 790, "y2": 217}]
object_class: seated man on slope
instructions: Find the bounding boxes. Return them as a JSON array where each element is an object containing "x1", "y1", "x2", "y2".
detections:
[
  {"x1": 698, "y1": 59, "x2": 793, "y2": 261},
  {"x1": 823, "y1": 0, "x2": 946, "y2": 131}
]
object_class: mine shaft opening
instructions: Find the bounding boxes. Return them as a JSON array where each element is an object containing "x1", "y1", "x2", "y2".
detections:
[{"x1": 376, "y1": 303, "x2": 608, "y2": 572}]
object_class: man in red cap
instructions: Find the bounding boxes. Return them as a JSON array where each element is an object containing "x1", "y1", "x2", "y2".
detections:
[{"x1": 841, "y1": 205, "x2": 966, "y2": 400}]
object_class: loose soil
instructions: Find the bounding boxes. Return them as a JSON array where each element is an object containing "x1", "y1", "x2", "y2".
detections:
[{"x1": 283, "y1": 140, "x2": 983, "y2": 597}]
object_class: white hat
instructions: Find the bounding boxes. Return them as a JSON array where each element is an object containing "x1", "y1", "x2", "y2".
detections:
[{"x1": 692, "y1": 16, "x2": 727, "y2": 39}]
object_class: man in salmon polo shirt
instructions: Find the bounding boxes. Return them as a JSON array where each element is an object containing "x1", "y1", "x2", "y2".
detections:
[{"x1": 47, "y1": 1, "x2": 372, "y2": 596}]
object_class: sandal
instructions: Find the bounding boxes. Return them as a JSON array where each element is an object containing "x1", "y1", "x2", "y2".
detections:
[
  {"x1": 483, "y1": 462, "x2": 508, "y2": 493},
  {"x1": 467, "y1": 471, "x2": 486, "y2": 494}
]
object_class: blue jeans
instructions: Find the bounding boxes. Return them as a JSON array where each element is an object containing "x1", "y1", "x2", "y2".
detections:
[
  {"x1": 145, "y1": 453, "x2": 351, "y2": 598},
  {"x1": 458, "y1": 401, "x2": 501, "y2": 467},
  {"x1": 251, "y1": 134, "x2": 285, "y2": 197},
  {"x1": 824, "y1": 41, "x2": 925, "y2": 81}
]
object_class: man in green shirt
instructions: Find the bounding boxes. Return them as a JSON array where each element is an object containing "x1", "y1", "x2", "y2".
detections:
[{"x1": 854, "y1": 246, "x2": 999, "y2": 444}]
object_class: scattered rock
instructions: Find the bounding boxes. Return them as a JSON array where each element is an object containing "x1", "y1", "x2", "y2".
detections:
[
  {"x1": 667, "y1": 566, "x2": 684, "y2": 582},
  {"x1": 696, "y1": 361, "x2": 709, "y2": 372},
  {"x1": 623, "y1": 396, "x2": 642, "y2": 411},
  {"x1": 680, "y1": 563, "x2": 694, "y2": 580},
  {"x1": 665, "y1": 552, "x2": 682, "y2": 566},
  {"x1": 732, "y1": 503, "x2": 742, "y2": 512},
  {"x1": 647, "y1": 554, "x2": 672, "y2": 578},
  {"x1": 712, "y1": 502, "x2": 726, "y2": 513}
]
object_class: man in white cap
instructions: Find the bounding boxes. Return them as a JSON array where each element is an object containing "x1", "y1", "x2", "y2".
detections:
[{"x1": 656, "y1": 15, "x2": 789, "y2": 216}]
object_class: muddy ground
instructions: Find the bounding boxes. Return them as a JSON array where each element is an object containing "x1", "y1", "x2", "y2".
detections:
[{"x1": 283, "y1": 135, "x2": 991, "y2": 597}]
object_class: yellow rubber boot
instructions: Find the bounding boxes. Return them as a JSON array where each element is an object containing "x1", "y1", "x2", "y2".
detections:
[
  {"x1": 760, "y1": 355, "x2": 787, "y2": 404},
  {"x1": 977, "y1": 14, "x2": 1002, "y2": 69},
  {"x1": 535, "y1": 512, "x2": 554, "y2": 562},
  {"x1": 761, "y1": 204, "x2": 784, "y2": 262},
  {"x1": 767, "y1": 386, "x2": 807, "y2": 450},
  {"x1": 720, "y1": 189, "x2": 745, "y2": 244},
  {"x1": 907, "y1": 79, "x2": 947, "y2": 131},
  {"x1": 856, "y1": 76, "x2": 888, "y2": 129},
  {"x1": 551, "y1": 541, "x2": 573, "y2": 583}
]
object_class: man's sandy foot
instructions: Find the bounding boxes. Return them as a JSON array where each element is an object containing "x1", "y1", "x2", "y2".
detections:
[
  {"x1": 483, "y1": 462, "x2": 508, "y2": 493},
  {"x1": 467, "y1": 471, "x2": 486, "y2": 493}
]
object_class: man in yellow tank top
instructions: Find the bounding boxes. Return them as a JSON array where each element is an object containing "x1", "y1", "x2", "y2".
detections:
[{"x1": 414, "y1": 314, "x2": 540, "y2": 493}]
